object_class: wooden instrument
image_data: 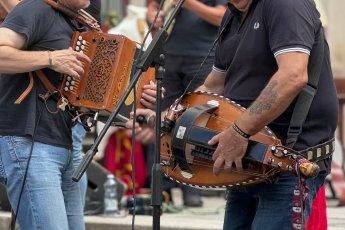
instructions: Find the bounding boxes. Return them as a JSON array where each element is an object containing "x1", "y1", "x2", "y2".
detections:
[
  {"x1": 43, "y1": 0, "x2": 101, "y2": 32},
  {"x1": 41, "y1": 1, "x2": 155, "y2": 121},
  {"x1": 160, "y1": 91, "x2": 320, "y2": 189},
  {"x1": 59, "y1": 31, "x2": 155, "y2": 120}
]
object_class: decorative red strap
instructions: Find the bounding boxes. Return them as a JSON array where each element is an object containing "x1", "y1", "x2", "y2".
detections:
[{"x1": 292, "y1": 175, "x2": 309, "y2": 230}]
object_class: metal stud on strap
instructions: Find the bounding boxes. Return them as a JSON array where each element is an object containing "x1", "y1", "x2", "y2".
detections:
[{"x1": 302, "y1": 138, "x2": 335, "y2": 161}]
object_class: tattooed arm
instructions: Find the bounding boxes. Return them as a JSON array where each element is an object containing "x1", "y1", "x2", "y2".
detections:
[
  {"x1": 235, "y1": 52, "x2": 308, "y2": 135},
  {"x1": 209, "y1": 52, "x2": 308, "y2": 174}
]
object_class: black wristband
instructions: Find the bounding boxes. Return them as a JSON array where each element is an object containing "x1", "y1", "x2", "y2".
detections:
[{"x1": 232, "y1": 122, "x2": 251, "y2": 139}]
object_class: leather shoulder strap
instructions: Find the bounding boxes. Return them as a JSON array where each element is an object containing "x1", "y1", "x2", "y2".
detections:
[
  {"x1": 286, "y1": 28, "x2": 325, "y2": 147},
  {"x1": 14, "y1": 70, "x2": 57, "y2": 104}
]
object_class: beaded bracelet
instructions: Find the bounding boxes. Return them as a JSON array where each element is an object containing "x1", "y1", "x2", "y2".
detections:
[{"x1": 232, "y1": 122, "x2": 251, "y2": 139}]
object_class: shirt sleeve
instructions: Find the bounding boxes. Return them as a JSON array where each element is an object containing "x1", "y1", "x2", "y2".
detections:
[
  {"x1": 2, "y1": 0, "x2": 54, "y2": 48},
  {"x1": 263, "y1": 0, "x2": 320, "y2": 57}
]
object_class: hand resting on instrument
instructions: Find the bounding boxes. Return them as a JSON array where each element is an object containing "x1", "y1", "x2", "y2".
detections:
[
  {"x1": 208, "y1": 125, "x2": 249, "y2": 176},
  {"x1": 49, "y1": 47, "x2": 91, "y2": 78}
]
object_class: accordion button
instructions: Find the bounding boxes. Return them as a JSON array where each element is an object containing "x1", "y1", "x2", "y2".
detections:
[
  {"x1": 70, "y1": 86, "x2": 74, "y2": 90},
  {"x1": 67, "y1": 76, "x2": 72, "y2": 81},
  {"x1": 78, "y1": 36, "x2": 82, "y2": 40},
  {"x1": 77, "y1": 41, "x2": 81, "y2": 46},
  {"x1": 66, "y1": 82, "x2": 70, "y2": 86},
  {"x1": 75, "y1": 46, "x2": 80, "y2": 51},
  {"x1": 64, "y1": 87, "x2": 68, "y2": 91},
  {"x1": 82, "y1": 40, "x2": 87, "y2": 45},
  {"x1": 81, "y1": 45, "x2": 85, "y2": 50},
  {"x1": 71, "y1": 81, "x2": 75, "y2": 85}
]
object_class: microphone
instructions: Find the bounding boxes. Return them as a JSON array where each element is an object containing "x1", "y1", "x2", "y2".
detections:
[{"x1": 136, "y1": 114, "x2": 156, "y2": 127}]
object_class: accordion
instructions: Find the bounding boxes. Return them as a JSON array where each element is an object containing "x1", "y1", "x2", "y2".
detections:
[{"x1": 60, "y1": 31, "x2": 154, "y2": 120}]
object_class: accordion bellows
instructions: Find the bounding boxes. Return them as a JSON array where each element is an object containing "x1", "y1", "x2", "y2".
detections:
[{"x1": 60, "y1": 31, "x2": 142, "y2": 114}]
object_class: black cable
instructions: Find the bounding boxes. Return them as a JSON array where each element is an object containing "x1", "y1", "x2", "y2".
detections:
[
  {"x1": 131, "y1": 87, "x2": 137, "y2": 230},
  {"x1": 10, "y1": 97, "x2": 45, "y2": 230}
]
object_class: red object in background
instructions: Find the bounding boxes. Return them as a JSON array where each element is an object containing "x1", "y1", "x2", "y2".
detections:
[
  {"x1": 104, "y1": 129, "x2": 147, "y2": 195},
  {"x1": 305, "y1": 185, "x2": 327, "y2": 230}
]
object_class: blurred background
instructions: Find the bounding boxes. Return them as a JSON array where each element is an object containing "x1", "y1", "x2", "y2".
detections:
[{"x1": 101, "y1": 0, "x2": 345, "y2": 77}]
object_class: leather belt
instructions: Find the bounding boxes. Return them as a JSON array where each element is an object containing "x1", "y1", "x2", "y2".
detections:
[{"x1": 299, "y1": 138, "x2": 335, "y2": 162}]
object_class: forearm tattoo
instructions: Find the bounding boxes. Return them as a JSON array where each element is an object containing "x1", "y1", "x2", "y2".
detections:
[{"x1": 249, "y1": 80, "x2": 278, "y2": 115}]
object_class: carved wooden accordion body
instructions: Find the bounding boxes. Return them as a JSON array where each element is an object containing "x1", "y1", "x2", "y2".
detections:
[{"x1": 60, "y1": 31, "x2": 145, "y2": 115}]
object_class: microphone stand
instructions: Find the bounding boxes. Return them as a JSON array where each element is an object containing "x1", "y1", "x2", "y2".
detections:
[{"x1": 72, "y1": 1, "x2": 185, "y2": 229}]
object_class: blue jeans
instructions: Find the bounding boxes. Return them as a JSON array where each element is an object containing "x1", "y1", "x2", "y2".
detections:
[
  {"x1": 0, "y1": 136, "x2": 85, "y2": 230},
  {"x1": 72, "y1": 122, "x2": 87, "y2": 208},
  {"x1": 223, "y1": 171, "x2": 328, "y2": 230}
]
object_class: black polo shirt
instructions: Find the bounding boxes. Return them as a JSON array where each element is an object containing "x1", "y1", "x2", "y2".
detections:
[{"x1": 213, "y1": 0, "x2": 338, "y2": 151}]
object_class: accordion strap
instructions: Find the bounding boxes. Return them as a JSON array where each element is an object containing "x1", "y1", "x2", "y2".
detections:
[
  {"x1": 35, "y1": 70, "x2": 56, "y2": 93},
  {"x1": 286, "y1": 29, "x2": 325, "y2": 148},
  {"x1": 15, "y1": 70, "x2": 57, "y2": 104},
  {"x1": 14, "y1": 72, "x2": 34, "y2": 104}
]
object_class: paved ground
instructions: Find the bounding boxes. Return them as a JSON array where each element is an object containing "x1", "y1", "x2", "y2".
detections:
[{"x1": 1, "y1": 187, "x2": 345, "y2": 230}]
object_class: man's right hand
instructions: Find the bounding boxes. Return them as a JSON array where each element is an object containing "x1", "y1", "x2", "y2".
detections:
[{"x1": 49, "y1": 47, "x2": 91, "y2": 78}]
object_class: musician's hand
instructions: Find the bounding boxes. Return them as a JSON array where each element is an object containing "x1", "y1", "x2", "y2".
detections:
[
  {"x1": 128, "y1": 108, "x2": 156, "y2": 128},
  {"x1": 140, "y1": 81, "x2": 165, "y2": 110},
  {"x1": 49, "y1": 47, "x2": 91, "y2": 78},
  {"x1": 208, "y1": 126, "x2": 248, "y2": 176},
  {"x1": 125, "y1": 108, "x2": 156, "y2": 145}
]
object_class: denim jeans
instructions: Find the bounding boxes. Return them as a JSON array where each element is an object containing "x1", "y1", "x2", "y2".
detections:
[
  {"x1": 0, "y1": 135, "x2": 85, "y2": 230},
  {"x1": 72, "y1": 122, "x2": 87, "y2": 208},
  {"x1": 223, "y1": 171, "x2": 328, "y2": 230}
]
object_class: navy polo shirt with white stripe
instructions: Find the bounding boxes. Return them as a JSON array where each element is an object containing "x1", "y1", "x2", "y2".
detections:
[{"x1": 213, "y1": 0, "x2": 338, "y2": 153}]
